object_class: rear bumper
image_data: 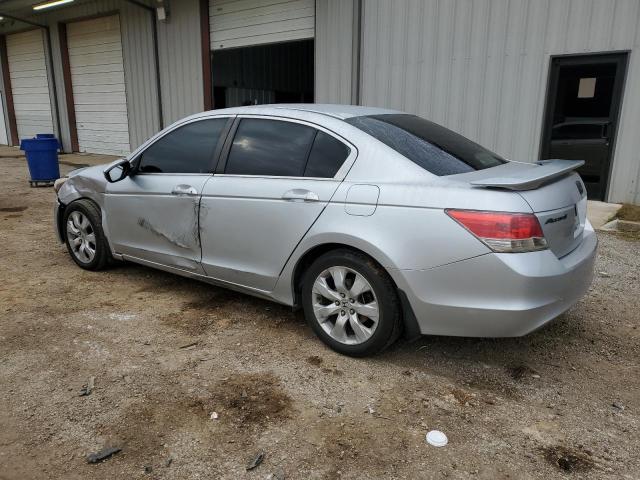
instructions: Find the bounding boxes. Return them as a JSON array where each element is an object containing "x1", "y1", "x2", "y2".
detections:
[{"x1": 392, "y1": 222, "x2": 597, "y2": 337}]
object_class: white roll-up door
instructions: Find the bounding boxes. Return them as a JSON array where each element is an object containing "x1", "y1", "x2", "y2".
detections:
[
  {"x1": 67, "y1": 15, "x2": 130, "y2": 156},
  {"x1": 6, "y1": 29, "x2": 54, "y2": 141},
  {"x1": 0, "y1": 94, "x2": 8, "y2": 145},
  {"x1": 210, "y1": 0, "x2": 315, "y2": 50}
]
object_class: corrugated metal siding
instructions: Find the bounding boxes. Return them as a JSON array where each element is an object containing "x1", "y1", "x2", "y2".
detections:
[
  {"x1": 315, "y1": 0, "x2": 357, "y2": 104},
  {"x1": 0, "y1": 0, "x2": 160, "y2": 152},
  {"x1": 226, "y1": 87, "x2": 275, "y2": 105},
  {"x1": 360, "y1": 0, "x2": 640, "y2": 204},
  {"x1": 157, "y1": 0, "x2": 204, "y2": 125},
  {"x1": 210, "y1": 0, "x2": 315, "y2": 50}
]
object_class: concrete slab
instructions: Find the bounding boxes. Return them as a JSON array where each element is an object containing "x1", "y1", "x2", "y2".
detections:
[
  {"x1": 0, "y1": 145, "x2": 23, "y2": 158},
  {"x1": 601, "y1": 218, "x2": 640, "y2": 233},
  {"x1": 588, "y1": 200, "x2": 622, "y2": 229}
]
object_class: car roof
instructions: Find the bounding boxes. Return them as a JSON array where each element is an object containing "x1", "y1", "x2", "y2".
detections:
[{"x1": 189, "y1": 104, "x2": 402, "y2": 120}]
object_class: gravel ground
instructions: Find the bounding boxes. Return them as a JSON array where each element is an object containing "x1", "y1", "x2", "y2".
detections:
[{"x1": 1, "y1": 155, "x2": 639, "y2": 480}]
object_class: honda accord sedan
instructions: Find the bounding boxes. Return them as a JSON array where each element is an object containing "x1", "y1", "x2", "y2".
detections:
[{"x1": 54, "y1": 105, "x2": 597, "y2": 356}]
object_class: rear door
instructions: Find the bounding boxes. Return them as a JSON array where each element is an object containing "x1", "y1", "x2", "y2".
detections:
[
  {"x1": 105, "y1": 117, "x2": 231, "y2": 273},
  {"x1": 199, "y1": 116, "x2": 355, "y2": 291}
]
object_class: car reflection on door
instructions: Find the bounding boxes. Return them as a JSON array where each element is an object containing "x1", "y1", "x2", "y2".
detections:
[{"x1": 548, "y1": 119, "x2": 610, "y2": 200}]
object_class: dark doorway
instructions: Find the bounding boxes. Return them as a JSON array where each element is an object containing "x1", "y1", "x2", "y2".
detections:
[
  {"x1": 540, "y1": 53, "x2": 628, "y2": 200},
  {"x1": 211, "y1": 39, "x2": 314, "y2": 110}
]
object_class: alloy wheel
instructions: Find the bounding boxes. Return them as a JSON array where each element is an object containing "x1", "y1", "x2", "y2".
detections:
[
  {"x1": 66, "y1": 211, "x2": 96, "y2": 263},
  {"x1": 311, "y1": 266, "x2": 379, "y2": 345}
]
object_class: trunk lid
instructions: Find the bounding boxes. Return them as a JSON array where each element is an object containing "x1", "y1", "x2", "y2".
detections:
[{"x1": 452, "y1": 160, "x2": 588, "y2": 258}]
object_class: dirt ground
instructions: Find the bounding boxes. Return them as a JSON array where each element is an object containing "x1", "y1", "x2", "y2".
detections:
[{"x1": 1, "y1": 152, "x2": 639, "y2": 480}]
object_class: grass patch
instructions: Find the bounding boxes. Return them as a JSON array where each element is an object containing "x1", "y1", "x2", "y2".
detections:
[{"x1": 616, "y1": 203, "x2": 640, "y2": 222}]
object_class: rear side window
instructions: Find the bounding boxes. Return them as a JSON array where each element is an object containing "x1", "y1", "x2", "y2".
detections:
[
  {"x1": 138, "y1": 118, "x2": 228, "y2": 173},
  {"x1": 304, "y1": 131, "x2": 351, "y2": 178},
  {"x1": 346, "y1": 114, "x2": 507, "y2": 176},
  {"x1": 225, "y1": 119, "x2": 316, "y2": 176}
]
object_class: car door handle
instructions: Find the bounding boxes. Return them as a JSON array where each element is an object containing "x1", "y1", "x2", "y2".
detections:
[
  {"x1": 281, "y1": 189, "x2": 319, "y2": 202},
  {"x1": 171, "y1": 184, "x2": 198, "y2": 196}
]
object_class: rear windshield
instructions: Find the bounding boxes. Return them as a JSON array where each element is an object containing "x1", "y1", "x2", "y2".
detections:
[{"x1": 345, "y1": 114, "x2": 507, "y2": 176}]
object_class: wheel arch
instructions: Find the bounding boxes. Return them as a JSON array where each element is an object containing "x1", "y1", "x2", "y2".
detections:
[
  {"x1": 56, "y1": 196, "x2": 102, "y2": 243},
  {"x1": 288, "y1": 240, "x2": 421, "y2": 341}
]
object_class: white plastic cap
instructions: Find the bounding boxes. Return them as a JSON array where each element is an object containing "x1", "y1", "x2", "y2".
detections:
[{"x1": 426, "y1": 430, "x2": 448, "y2": 447}]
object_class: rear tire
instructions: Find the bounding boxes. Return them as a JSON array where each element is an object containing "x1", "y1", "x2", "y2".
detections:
[
  {"x1": 301, "y1": 249, "x2": 402, "y2": 357},
  {"x1": 63, "y1": 199, "x2": 112, "y2": 271}
]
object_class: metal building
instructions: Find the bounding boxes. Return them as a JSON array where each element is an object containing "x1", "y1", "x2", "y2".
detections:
[{"x1": 0, "y1": 0, "x2": 638, "y2": 204}]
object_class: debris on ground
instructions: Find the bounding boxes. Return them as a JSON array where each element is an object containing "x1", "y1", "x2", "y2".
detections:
[
  {"x1": 210, "y1": 411, "x2": 219, "y2": 420},
  {"x1": 86, "y1": 446, "x2": 122, "y2": 464},
  {"x1": 266, "y1": 467, "x2": 285, "y2": 480},
  {"x1": 164, "y1": 457, "x2": 173, "y2": 467},
  {"x1": 246, "y1": 451, "x2": 265, "y2": 470},
  {"x1": 426, "y1": 430, "x2": 448, "y2": 447},
  {"x1": 612, "y1": 401, "x2": 625, "y2": 410},
  {"x1": 144, "y1": 465, "x2": 152, "y2": 474},
  {"x1": 79, "y1": 376, "x2": 95, "y2": 396},
  {"x1": 543, "y1": 445, "x2": 595, "y2": 473},
  {"x1": 598, "y1": 271, "x2": 611, "y2": 278},
  {"x1": 179, "y1": 341, "x2": 199, "y2": 350},
  {"x1": 306, "y1": 355, "x2": 323, "y2": 366},
  {"x1": 509, "y1": 365, "x2": 538, "y2": 380}
]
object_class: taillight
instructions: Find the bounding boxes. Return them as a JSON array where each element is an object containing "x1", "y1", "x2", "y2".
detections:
[{"x1": 445, "y1": 209, "x2": 547, "y2": 253}]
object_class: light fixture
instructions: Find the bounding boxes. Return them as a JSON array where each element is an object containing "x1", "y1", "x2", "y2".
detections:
[{"x1": 33, "y1": 0, "x2": 74, "y2": 11}]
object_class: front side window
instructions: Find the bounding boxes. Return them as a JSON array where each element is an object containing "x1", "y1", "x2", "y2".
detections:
[
  {"x1": 225, "y1": 119, "x2": 316, "y2": 177},
  {"x1": 137, "y1": 118, "x2": 228, "y2": 174},
  {"x1": 346, "y1": 114, "x2": 507, "y2": 176}
]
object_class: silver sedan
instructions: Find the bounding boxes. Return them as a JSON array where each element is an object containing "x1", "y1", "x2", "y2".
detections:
[{"x1": 54, "y1": 105, "x2": 597, "y2": 356}]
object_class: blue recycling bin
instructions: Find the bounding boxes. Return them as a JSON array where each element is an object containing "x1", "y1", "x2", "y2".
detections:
[
  {"x1": 20, "y1": 136, "x2": 60, "y2": 185},
  {"x1": 35, "y1": 133, "x2": 62, "y2": 150}
]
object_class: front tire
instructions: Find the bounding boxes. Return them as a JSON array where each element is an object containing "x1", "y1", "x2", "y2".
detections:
[
  {"x1": 63, "y1": 199, "x2": 112, "y2": 271},
  {"x1": 301, "y1": 249, "x2": 402, "y2": 357}
]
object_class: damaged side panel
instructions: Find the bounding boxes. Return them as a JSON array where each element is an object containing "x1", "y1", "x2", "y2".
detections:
[{"x1": 103, "y1": 174, "x2": 212, "y2": 274}]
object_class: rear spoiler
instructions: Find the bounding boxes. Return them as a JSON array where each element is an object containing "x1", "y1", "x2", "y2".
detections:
[{"x1": 470, "y1": 160, "x2": 584, "y2": 191}]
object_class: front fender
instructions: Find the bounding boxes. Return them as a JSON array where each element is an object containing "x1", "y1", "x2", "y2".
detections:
[{"x1": 55, "y1": 166, "x2": 110, "y2": 245}]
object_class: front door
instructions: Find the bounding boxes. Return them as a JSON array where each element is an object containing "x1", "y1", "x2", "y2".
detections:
[
  {"x1": 199, "y1": 116, "x2": 354, "y2": 292},
  {"x1": 540, "y1": 53, "x2": 628, "y2": 200},
  {"x1": 104, "y1": 117, "x2": 231, "y2": 273}
]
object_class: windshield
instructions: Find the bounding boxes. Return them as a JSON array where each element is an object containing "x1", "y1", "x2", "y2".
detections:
[{"x1": 346, "y1": 114, "x2": 507, "y2": 176}]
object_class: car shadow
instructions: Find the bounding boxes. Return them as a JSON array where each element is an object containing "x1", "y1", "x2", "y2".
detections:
[{"x1": 106, "y1": 261, "x2": 590, "y2": 380}]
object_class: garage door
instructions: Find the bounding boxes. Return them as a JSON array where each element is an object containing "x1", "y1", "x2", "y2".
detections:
[
  {"x1": 6, "y1": 29, "x2": 54, "y2": 141},
  {"x1": 210, "y1": 0, "x2": 315, "y2": 50},
  {"x1": 0, "y1": 94, "x2": 8, "y2": 145},
  {"x1": 67, "y1": 15, "x2": 130, "y2": 155}
]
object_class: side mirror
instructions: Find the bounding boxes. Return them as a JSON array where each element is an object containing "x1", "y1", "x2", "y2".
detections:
[{"x1": 104, "y1": 159, "x2": 131, "y2": 183}]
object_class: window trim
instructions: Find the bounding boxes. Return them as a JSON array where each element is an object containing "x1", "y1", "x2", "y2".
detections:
[
  {"x1": 131, "y1": 115, "x2": 235, "y2": 176},
  {"x1": 215, "y1": 114, "x2": 358, "y2": 180}
]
